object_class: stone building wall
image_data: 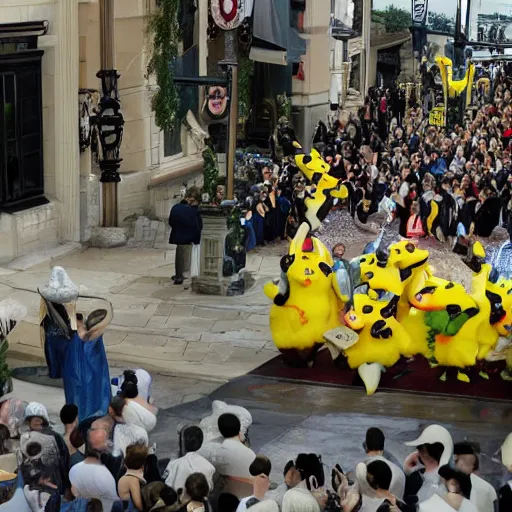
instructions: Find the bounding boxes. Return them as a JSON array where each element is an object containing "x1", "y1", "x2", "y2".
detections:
[{"x1": 0, "y1": 0, "x2": 71, "y2": 263}]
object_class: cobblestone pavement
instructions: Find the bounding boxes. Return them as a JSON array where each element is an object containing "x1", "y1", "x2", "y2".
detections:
[
  {"x1": 0, "y1": 246, "x2": 288, "y2": 382},
  {"x1": 0, "y1": 214, "x2": 373, "y2": 383}
]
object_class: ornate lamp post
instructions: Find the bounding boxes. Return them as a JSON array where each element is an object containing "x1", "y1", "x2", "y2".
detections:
[
  {"x1": 97, "y1": 0, "x2": 124, "y2": 227},
  {"x1": 210, "y1": 0, "x2": 246, "y2": 200}
]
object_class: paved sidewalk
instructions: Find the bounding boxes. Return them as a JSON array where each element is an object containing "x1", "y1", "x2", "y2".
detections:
[{"x1": 0, "y1": 246, "x2": 285, "y2": 383}]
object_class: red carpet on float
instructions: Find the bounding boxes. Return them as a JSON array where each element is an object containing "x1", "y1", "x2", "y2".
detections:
[{"x1": 250, "y1": 350, "x2": 512, "y2": 401}]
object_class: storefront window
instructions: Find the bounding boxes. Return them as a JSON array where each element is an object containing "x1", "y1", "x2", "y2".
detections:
[{"x1": 0, "y1": 53, "x2": 44, "y2": 210}]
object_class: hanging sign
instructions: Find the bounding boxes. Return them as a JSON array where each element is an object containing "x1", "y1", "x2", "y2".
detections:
[
  {"x1": 204, "y1": 85, "x2": 229, "y2": 119},
  {"x1": 412, "y1": 0, "x2": 428, "y2": 25},
  {"x1": 429, "y1": 106, "x2": 446, "y2": 127},
  {"x1": 211, "y1": 0, "x2": 246, "y2": 30}
]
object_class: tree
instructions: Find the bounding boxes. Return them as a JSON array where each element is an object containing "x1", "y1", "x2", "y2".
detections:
[
  {"x1": 427, "y1": 12, "x2": 455, "y2": 33},
  {"x1": 372, "y1": 5, "x2": 411, "y2": 33}
]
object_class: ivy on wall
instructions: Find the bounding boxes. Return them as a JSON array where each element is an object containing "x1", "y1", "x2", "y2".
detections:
[
  {"x1": 202, "y1": 145, "x2": 219, "y2": 200},
  {"x1": 147, "y1": 0, "x2": 181, "y2": 132},
  {"x1": 238, "y1": 54, "x2": 254, "y2": 114},
  {"x1": 277, "y1": 92, "x2": 291, "y2": 119}
]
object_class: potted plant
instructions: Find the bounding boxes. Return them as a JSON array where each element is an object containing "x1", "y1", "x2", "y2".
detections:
[{"x1": 0, "y1": 300, "x2": 28, "y2": 398}]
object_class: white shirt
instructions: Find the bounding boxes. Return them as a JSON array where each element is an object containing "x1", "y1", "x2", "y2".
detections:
[
  {"x1": 215, "y1": 438, "x2": 256, "y2": 499},
  {"x1": 470, "y1": 473, "x2": 497, "y2": 512},
  {"x1": 24, "y1": 486, "x2": 51, "y2": 512},
  {"x1": 216, "y1": 438, "x2": 256, "y2": 479},
  {"x1": 69, "y1": 461, "x2": 119, "y2": 512},
  {"x1": 420, "y1": 493, "x2": 478, "y2": 512},
  {"x1": 164, "y1": 451, "x2": 216, "y2": 492},
  {"x1": 236, "y1": 495, "x2": 255, "y2": 512}
]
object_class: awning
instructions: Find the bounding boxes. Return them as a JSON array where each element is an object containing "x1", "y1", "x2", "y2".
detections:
[
  {"x1": 251, "y1": 0, "x2": 306, "y2": 65},
  {"x1": 330, "y1": 18, "x2": 359, "y2": 41},
  {"x1": 248, "y1": 47, "x2": 287, "y2": 66}
]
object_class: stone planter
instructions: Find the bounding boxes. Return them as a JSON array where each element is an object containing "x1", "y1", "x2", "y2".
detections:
[{"x1": 192, "y1": 205, "x2": 247, "y2": 296}]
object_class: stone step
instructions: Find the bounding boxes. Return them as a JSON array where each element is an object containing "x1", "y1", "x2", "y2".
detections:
[{"x1": 4, "y1": 243, "x2": 82, "y2": 271}]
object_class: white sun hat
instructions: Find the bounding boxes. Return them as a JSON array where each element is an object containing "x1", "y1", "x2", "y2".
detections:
[
  {"x1": 501, "y1": 432, "x2": 512, "y2": 470},
  {"x1": 39, "y1": 266, "x2": 79, "y2": 304},
  {"x1": 405, "y1": 424, "x2": 454, "y2": 467}
]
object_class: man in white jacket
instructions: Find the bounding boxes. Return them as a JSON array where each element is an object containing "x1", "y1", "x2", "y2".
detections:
[
  {"x1": 453, "y1": 442, "x2": 497, "y2": 512},
  {"x1": 164, "y1": 425, "x2": 215, "y2": 493}
]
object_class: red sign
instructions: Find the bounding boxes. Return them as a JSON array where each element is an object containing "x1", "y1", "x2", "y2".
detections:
[{"x1": 211, "y1": 0, "x2": 246, "y2": 30}]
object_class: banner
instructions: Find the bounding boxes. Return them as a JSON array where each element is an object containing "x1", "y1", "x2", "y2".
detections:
[
  {"x1": 429, "y1": 106, "x2": 446, "y2": 127},
  {"x1": 412, "y1": 0, "x2": 428, "y2": 25}
]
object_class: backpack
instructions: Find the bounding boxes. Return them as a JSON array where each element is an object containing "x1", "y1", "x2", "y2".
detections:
[{"x1": 406, "y1": 215, "x2": 425, "y2": 238}]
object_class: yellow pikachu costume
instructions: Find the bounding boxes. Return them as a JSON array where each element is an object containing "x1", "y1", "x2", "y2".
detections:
[
  {"x1": 344, "y1": 292, "x2": 412, "y2": 394},
  {"x1": 409, "y1": 279, "x2": 481, "y2": 370},
  {"x1": 293, "y1": 144, "x2": 348, "y2": 232},
  {"x1": 359, "y1": 241, "x2": 431, "y2": 357},
  {"x1": 264, "y1": 223, "x2": 345, "y2": 361}
]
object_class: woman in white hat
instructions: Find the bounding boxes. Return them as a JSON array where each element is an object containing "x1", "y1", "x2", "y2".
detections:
[
  {"x1": 403, "y1": 425, "x2": 454, "y2": 505},
  {"x1": 419, "y1": 465, "x2": 477, "y2": 512},
  {"x1": 39, "y1": 266, "x2": 112, "y2": 423}
]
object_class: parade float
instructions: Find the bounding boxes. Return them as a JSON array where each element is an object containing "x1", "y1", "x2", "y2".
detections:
[{"x1": 264, "y1": 147, "x2": 512, "y2": 395}]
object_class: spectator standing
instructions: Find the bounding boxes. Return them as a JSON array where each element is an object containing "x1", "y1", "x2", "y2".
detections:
[
  {"x1": 164, "y1": 426, "x2": 215, "y2": 493},
  {"x1": 118, "y1": 443, "x2": 148, "y2": 511},
  {"x1": 453, "y1": 442, "x2": 497, "y2": 512},
  {"x1": 168, "y1": 187, "x2": 203, "y2": 285},
  {"x1": 216, "y1": 413, "x2": 256, "y2": 499},
  {"x1": 60, "y1": 404, "x2": 79, "y2": 458},
  {"x1": 364, "y1": 427, "x2": 403, "y2": 469},
  {"x1": 236, "y1": 455, "x2": 272, "y2": 512},
  {"x1": 69, "y1": 431, "x2": 119, "y2": 512}
]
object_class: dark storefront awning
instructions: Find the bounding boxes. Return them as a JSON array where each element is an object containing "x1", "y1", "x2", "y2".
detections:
[
  {"x1": 330, "y1": 18, "x2": 359, "y2": 41},
  {"x1": 251, "y1": 0, "x2": 306, "y2": 65}
]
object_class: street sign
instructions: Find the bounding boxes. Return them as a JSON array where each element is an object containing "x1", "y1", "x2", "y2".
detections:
[
  {"x1": 429, "y1": 106, "x2": 446, "y2": 127},
  {"x1": 412, "y1": 0, "x2": 428, "y2": 25}
]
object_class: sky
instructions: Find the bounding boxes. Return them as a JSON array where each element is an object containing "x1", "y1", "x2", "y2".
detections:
[{"x1": 373, "y1": 0, "x2": 512, "y2": 18}]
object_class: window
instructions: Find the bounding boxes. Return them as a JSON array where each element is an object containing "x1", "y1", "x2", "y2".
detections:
[{"x1": 0, "y1": 51, "x2": 45, "y2": 211}]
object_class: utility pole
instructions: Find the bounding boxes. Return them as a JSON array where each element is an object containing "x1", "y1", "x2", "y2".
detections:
[{"x1": 97, "y1": 0, "x2": 124, "y2": 227}]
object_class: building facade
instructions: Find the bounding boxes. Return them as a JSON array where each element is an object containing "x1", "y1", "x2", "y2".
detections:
[{"x1": 0, "y1": 0, "x2": 350, "y2": 264}]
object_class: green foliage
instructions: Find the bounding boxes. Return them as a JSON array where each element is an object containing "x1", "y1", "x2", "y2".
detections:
[
  {"x1": 372, "y1": 5, "x2": 410, "y2": 33},
  {"x1": 238, "y1": 55, "x2": 254, "y2": 114},
  {"x1": 227, "y1": 206, "x2": 245, "y2": 251},
  {"x1": 0, "y1": 339, "x2": 12, "y2": 383},
  {"x1": 202, "y1": 146, "x2": 219, "y2": 200},
  {"x1": 277, "y1": 92, "x2": 291, "y2": 120},
  {"x1": 427, "y1": 12, "x2": 455, "y2": 33},
  {"x1": 146, "y1": 0, "x2": 181, "y2": 133}
]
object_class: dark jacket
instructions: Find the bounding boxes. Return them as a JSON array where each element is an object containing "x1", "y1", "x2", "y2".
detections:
[
  {"x1": 168, "y1": 201, "x2": 203, "y2": 245},
  {"x1": 499, "y1": 483, "x2": 512, "y2": 512}
]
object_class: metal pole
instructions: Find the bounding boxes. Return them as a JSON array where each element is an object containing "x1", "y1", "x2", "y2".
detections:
[
  {"x1": 465, "y1": 0, "x2": 472, "y2": 39},
  {"x1": 99, "y1": 0, "x2": 114, "y2": 70},
  {"x1": 98, "y1": 0, "x2": 122, "y2": 227},
  {"x1": 222, "y1": 30, "x2": 238, "y2": 201}
]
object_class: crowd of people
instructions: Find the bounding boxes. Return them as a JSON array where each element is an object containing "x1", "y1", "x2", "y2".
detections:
[
  {"x1": 234, "y1": 62, "x2": 512, "y2": 260},
  {"x1": 0, "y1": 375, "x2": 511, "y2": 512}
]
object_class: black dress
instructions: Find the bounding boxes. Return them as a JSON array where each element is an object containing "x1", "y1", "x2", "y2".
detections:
[{"x1": 499, "y1": 483, "x2": 512, "y2": 512}]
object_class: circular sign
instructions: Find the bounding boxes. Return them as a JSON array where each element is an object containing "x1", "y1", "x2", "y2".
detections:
[{"x1": 211, "y1": 0, "x2": 245, "y2": 30}]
